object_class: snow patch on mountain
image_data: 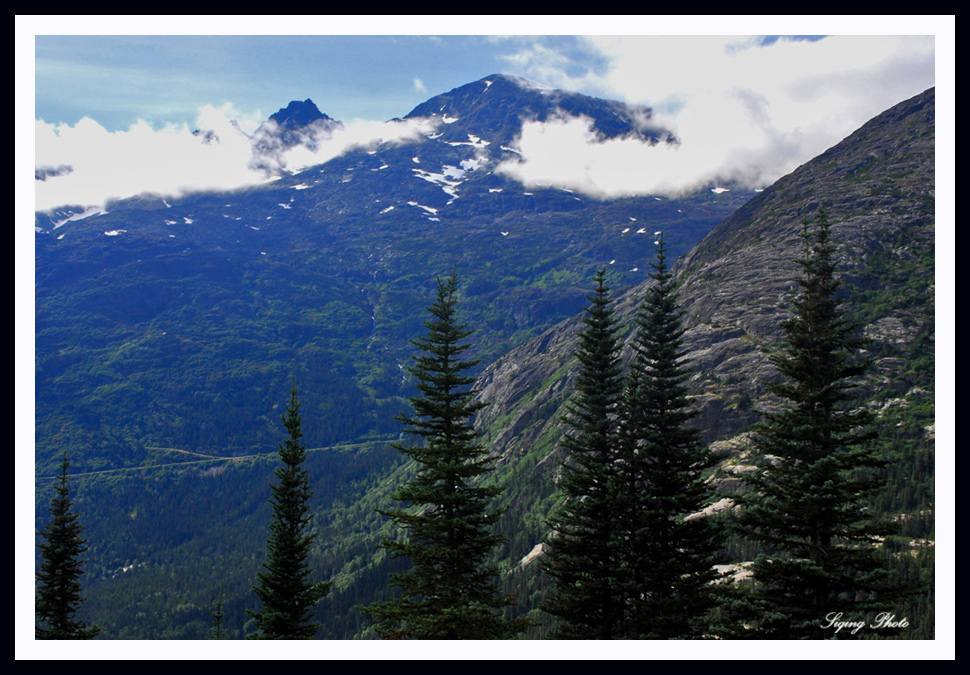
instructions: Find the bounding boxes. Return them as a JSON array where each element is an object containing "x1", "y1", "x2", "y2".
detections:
[
  {"x1": 407, "y1": 201, "x2": 439, "y2": 216},
  {"x1": 447, "y1": 134, "x2": 490, "y2": 148},
  {"x1": 49, "y1": 206, "x2": 109, "y2": 230},
  {"x1": 412, "y1": 167, "x2": 463, "y2": 198}
]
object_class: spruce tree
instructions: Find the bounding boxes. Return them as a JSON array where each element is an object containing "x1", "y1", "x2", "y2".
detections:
[
  {"x1": 733, "y1": 210, "x2": 891, "y2": 638},
  {"x1": 542, "y1": 269, "x2": 626, "y2": 639},
  {"x1": 36, "y1": 453, "x2": 100, "y2": 639},
  {"x1": 362, "y1": 272, "x2": 523, "y2": 639},
  {"x1": 249, "y1": 383, "x2": 331, "y2": 639},
  {"x1": 207, "y1": 587, "x2": 229, "y2": 640},
  {"x1": 618, "y1": 232, "x2": 720, "y2": 639}
]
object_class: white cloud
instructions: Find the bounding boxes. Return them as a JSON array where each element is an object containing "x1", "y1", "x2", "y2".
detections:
[
  {"x1": 497, "y1": 35, "x2": 935, "y2": 197},
  {"x1": 35, "y1": 111, "x2": 263, "y2": 211},
  {"x1": 413, "y1": 77, "x2": 427, "y2": 94},
  {"x1": 265, "y1": 117, "x2": 438, "y2": 174},
  {"x1": 495, "y1": 115, "x2": 732, "y2": 198},
  {"x1": 34, "y1": 106, "x2": 438, "y2": 211}
]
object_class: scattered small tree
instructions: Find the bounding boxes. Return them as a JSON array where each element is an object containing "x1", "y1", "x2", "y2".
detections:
[
  {"x1": 734, "y1": 209, "x2": 894, "y2": 638},
  {"x1": 362, "y1": 272, "x2": 524, "y2": 639},
  {"x1": 249, "y1": 383, "x2": 331, "y2": 639},
  {"x1": 36, "y1": 453, "x2": 100, "y2": 639},
  {"x1": 207, "y1": 586, "x2": 229, "y2": 640}
]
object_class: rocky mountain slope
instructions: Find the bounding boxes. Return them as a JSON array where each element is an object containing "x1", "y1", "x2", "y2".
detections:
[
  {"x1": 476, "y1": 85, "x2": 934, "y2": 461},
  {"x1": 469, "y1": 88, "x2": 935, "y2": 609}
]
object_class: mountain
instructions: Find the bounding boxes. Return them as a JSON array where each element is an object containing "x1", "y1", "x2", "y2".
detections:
[
  {"x1": 269, "y1": 98, "x2": 334, "y2": 129},
  {"x1": 249, "y1": 98, "x2": 343, "y2": 173},
  {"x1": 33, "y1": 79, "x2": 934, "y2": 639},
  {"x1": 403, "y1": 74, "x2": 673, "y2": 153},
  {"x1": 35, "y1": 75, "x2": 751, "y2": 475}
]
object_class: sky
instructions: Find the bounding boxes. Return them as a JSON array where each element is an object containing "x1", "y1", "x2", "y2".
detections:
[{"x1": 16, "y1": 16, "x2": 955, "y2": 659}]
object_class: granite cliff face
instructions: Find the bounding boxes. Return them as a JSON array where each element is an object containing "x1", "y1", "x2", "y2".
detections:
[{"x1": 475, "y1": 87, "x2": 935, "y2": 515}]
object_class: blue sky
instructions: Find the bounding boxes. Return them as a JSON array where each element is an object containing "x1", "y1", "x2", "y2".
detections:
[
  {"x1": 33, "y1": 34, "x2": 573, "y2": 130},
  {"x1": 30, "y1": 27, "x2": 929, "y2": 133}
]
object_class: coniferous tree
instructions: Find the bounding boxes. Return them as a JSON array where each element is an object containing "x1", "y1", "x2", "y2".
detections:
[
  {"x1": 362, "y1": 272, "x2": 524, "y2": 639},
  {"x1": 36, "y1": 453, "x2": 100, "y2": 639},
  {"x1": 733, "y1": 210, "x2": 893, "y2": 639},
  {"x1": 249, "y1": 384, "x2": 331, "y2": 639},
  {"x1": 542, "y1": 269, "x2": 626, "y2": 639},
  {"x1": 617, "y1": 232, "x2": 721, "y2": 639},
  {"x1": 207, "y1": 586, "x2": 229, "y2": 640}
]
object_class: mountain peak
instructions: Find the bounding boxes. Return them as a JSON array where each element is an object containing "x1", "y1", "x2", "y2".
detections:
[
  {"x1": 404, "y1": 73, "x2": 672, "y2": 150},
  {"x1": 479, "y1": 73, "x2": 552, "y2": 90},
  {"x1": 268, "y1": 99, "x2": 334, "y2": 130}
]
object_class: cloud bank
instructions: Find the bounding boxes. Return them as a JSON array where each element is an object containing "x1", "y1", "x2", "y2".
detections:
[
  {"x1": 495, "y1": 35, "x2": 935, "y2": 197},
  {"x1": 35, "y1": 106, "x2": 438, "y2": 212}
]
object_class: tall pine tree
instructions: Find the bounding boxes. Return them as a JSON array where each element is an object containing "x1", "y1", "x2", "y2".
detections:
[
  {"x1": 617, "y1": 232, "x2": 721, "y2": 639},
  {"x1": 36, "y1": 453, "x2": 100, "y2": 639},
  {"x1": 249, "y1": 383, "x2": 331, "y2": 639},
  {"x1": 733, "y1": 210, "x2": 893, "y2": 638},
  {"x1": 543, "y1": 269, "x2": 626, "y2": 639},
  {"x1": 362, "y1": 272, "x2": 524, "y2": 639}
]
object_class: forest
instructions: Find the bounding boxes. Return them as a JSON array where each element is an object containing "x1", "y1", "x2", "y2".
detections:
[{"x1": 35, "y1": 212, "x2": 934, "y2": 642}]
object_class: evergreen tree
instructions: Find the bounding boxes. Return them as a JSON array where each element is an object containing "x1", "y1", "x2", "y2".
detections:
[
  {"x1": 361, "y1": 272, "x2": 524, "y2": 639},
  {"x1": 36, "y1": 453, "x2": 100, "y2": 639},
  {"x1": 249, "y1": 383, "x2": 331, "y2": 639},
  {"x1": 617, "y1": 232, "x2": 721, "y2": 639},
  {"x1": 733, "y1": 210, "x2": 893, "y2": 638},
  {"x1": 542, "y1": 269, "x2": 626, "y2": 639},
  {"x1": 207, "y1": 586, "x2": 229, "y2": 640}
]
